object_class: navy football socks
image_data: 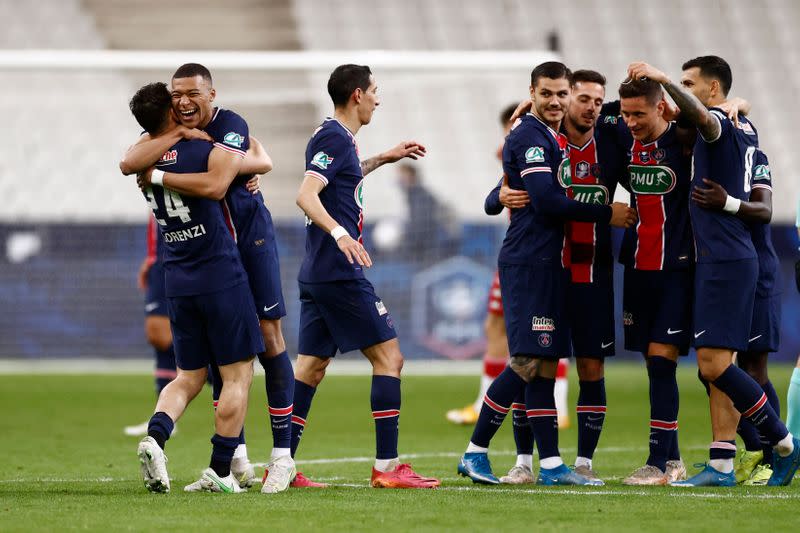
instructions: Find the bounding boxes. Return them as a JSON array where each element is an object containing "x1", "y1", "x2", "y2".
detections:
[
  {"x1": 154, "y1": 346, "x2": 176, "y2": 395},
  {"x1": 147, "y1": 411, "x2": 174, "y2": 450},
  {"x1": 371, "y1": 375, "x2": 401, "y2": 460},
  {"x1": 576, "y1": 378, "x2": 606, "y2": 461},
  {"x1": 526, "y1": 376, "x2": 559, "y2": 461},
  {"x1": 511, "y1": 390, "x2": 534, "y2": 456},
  {"x1": 290, "y1": 379, "x2": 317, "y2": 457},
  {"x1": 713, "y1": 365, "x2": 789, "y2": 447},
  {"x1": 646, "y1": 357, "x2": 679, "y2": 472},
  {"x1": 259, "y1": 351, "x2": 295, "y2": 450},
  {"x1": 470, "y1": 366, "x2": 526, "y2": 448},
  {"x1": 209, "y1": 433, "x2": 239, "y2": 478}
]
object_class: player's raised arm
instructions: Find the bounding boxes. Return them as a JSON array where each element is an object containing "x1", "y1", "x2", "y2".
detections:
[
  {"x1": 360, "y1": 141, "x2": 426, "y2": 177},
  {"x1": 241, "y1": 136, "x2": 273, "y2": 175},
  {"x1": 119, "y1": 126, "x2": 212, "y2": 175},
  {"x1": 627, "y1": 62, "x2": 720, "y2": 142},
  {"x1": 139, "y1": 146, "x2": 243, "y2": 201},
  {"x1": 296, "y1": 176, "x2": 371, "y2": 268}
]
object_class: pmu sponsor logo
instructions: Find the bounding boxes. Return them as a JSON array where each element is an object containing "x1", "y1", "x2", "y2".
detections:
[
  {"x1": 158, "y1": 149, "x2": 177, "y2": 165},
  {"x1": 162, "y1": 223, "x2": 207, "y2": 243},
  {"x1": 557, "y1": 158, "x2": 572, "y2": 187},
  {"x1": 628, "y1": 165, "x2": 676, "y2": 195},
  {"x1": 570, "y1": 184, "x2": 609, "y2": 205},
  {"x1": 532, "y1": 316, "x2": 556, "y2": 331}
]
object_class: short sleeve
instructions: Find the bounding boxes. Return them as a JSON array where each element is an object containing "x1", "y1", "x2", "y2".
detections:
[
  {"x1": 304, "y1": 131, "x2": 346, "y2": 187},
  {"x1": 514, "y1": 132, "x2": 554, "y2": 182},
  {"x1": 700, "y1": 109, "x2": 730, "y2": 143},
  {"x1": 751, "y1": 150, "x2": 772, "y2": 191},
  {"x1": 212, "y1": 113, "x2": 249, "y2": 157}
]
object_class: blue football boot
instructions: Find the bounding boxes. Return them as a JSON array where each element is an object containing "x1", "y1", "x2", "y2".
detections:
[
  {"x1": 537, "y1": 464, "x2": 604, "y2": 486},
  {"x1": 457, "y1": 452, "x2": 499, "y2": 485},
  {"x1": 670, "y1": 463, "x2": 736, "y2": 487},
  {"x1": 768, "y1": 437, "x2": 800, "y2": 486}
]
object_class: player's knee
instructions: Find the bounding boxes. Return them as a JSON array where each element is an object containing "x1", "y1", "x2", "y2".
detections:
[
  {"x1": 175, "y1": 368, "x2": 207, "y2": 396},
  {"x1": 295, "y1": 355, "x2": 330, "y2": 387},
  {"x1": 576, "y1": 357, "x2": 604, "y2": 381},
  {"x1": 145, "y1": 318, "x2": 172, "y2": 352},
  {"x1": 697, "y1": 354, "x2": 726, "y2": 382},
  {"x1": 259, "y1": 319, "x2": 286, "y2": 356}
]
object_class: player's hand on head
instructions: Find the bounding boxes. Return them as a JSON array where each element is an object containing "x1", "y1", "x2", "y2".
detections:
[
  {"x1": 385, "y1": 141, "x2": 427, "y2": 162},
  {"x1": 691, "y1": 178, "x2": 727, "y2": 210},
  {"x1": 627, "y1": 62, "x2": 667, "y2": 84},
  {"x1": 136, "y1": 167, "x2": 154, "y2": 191},
  {"x1": 245, "y1": 175, "x2": 261, "y2": 195},
  {"x1": 336, "y1": 235, "x2": 372, "y2": 268},
  {"x1": 718, "y1": 98, "x2": 747, "y2": 127},
  {"x1": 509, "y1": 100, "x2": 532, "y2": 122},
  {"x1": 499, "y1": 176, "x2": 530, "y2": 209},
  {"x1": 661, "y1": 96, "x2": 680, "y2": 122}
]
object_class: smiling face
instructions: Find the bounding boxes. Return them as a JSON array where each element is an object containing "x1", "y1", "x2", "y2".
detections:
[
  {"x1": 170, "y1": 75, "x2": 216, "y2": 129},
  {"x1": 620, "y1": 95, "x2": 665, "y2": 142},
  {"x1": 529, "y1": 76, "x2": 571, "y2": 128},
  {"x1": 567, "y1": 81, "x2": 604, "y2": 134}
]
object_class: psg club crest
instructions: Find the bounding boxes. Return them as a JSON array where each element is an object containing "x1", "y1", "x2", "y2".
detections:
[
  {"x1": 538, "y1": 333, "x2": 552, "y2": 348},
  {"x1": 411, "y1": 256, "x2": 492, "y2": 360}
]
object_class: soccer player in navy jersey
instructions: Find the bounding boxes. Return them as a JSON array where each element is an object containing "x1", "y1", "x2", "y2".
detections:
[
  {"x1": 123, "y1": 64, "x2": 299, "y2": 492},
  {"x1": 291, "y1": 64, "x2": 439, "y2": 489},
  {"x1": 123, "y1": 217, "x2": 177, "y2": 437},
  {"x1": 600, "y1": 78, "x2": 694, "y2": 486},
  {"x1": 627, "y1": 58, "x2": 800, "y2": 487},
  {"x1": 693, "y1": 147, "x2": 781, "y2": 485},
  {"x1": 129, "y1": 82, "x2": 263, "y2": 494},
  {"x1": 458, "y1": 61, "x2": 635, "y2": 486}
]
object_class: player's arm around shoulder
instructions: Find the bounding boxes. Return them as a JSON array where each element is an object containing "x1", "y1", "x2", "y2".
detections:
[
  {"x1": 119, "y1": 127, "x2": 212, "y2": 175},
  {"x1": 296, "y1": 176, "x2": 372, "y2": 268},
  {"x1": 139, "y1": 146, "x2": 243, "y2": 200},
  {"x1": 241, "y1": 136, "x2": 273, "y2": 176}
]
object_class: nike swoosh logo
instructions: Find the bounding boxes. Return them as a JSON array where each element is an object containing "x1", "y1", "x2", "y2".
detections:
[
  {"x1": 263, "y1": 303, "x2": 279, "y2": 312},
  {"x1": 601, "y1": 341, "x2": 614, "y2": 349},
  {"x1": 206, "y1": 471, "x2": 235, "y2": 493},
  {"x1": 667, "y1": 329, "x2": 683, "y2": 335},
  {"x1": 749, "y1": 334, "x2": 762, "y2": 342},
  {"x1": 694, "y1": 330, "x2": 706, "y2": 339},
  {"x1": 145, "y1": 302, "x2": 159, "y2": 312}
]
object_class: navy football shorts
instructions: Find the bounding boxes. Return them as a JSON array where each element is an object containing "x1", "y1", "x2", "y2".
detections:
[
  {"x1": 623, "y1": 267, "x2": 693, "y2": 355},
  {"x1": 168, "y1": 282, "x2": 264, "y2": 370},
  {"x1": 499, "y1": 263, "x2": 572, "y2": 359},
  {"x1": 746, "y1": 292, "x2": 781, "y2": 353},
  {"x1": 240, "y1": 240, "x2": 286, "y2": 321},
  {"x1": 693, "y1": 259, "x2": 758, "y2": 352},
  {"x1": 298, "y1": 278, "x2": 397, "y2": 357},
  {"x1": 144, "y1": 261, "x2": 168, "y2": 317},
  {"x1": 569, "y1": 269, "x2": 615, "y2": 358}
]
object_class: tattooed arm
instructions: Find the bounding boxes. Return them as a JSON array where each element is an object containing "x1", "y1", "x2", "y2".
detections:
[
  {"x1": 627, "y1": 62, "x2": 720, "y2": 142},
  {"x1": 360, "y1": 140, "x2": 427, "y2": 177}
]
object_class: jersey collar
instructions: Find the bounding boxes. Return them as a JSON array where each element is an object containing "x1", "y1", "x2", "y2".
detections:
[{"x1": 527, "y1": 112, "x2": 560, "y2": 139}]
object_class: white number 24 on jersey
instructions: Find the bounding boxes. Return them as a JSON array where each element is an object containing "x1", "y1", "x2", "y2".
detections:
[{"x1": 143, "y1": 187, "x2": 192, "y2": 224}]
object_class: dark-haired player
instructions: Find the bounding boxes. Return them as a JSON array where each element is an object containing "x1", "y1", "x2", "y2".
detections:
[
  {"x1": 292, "y1": 64, "x2": 439, "y2": 489},
  {"x1": 458, "y1": 62, "x2": 635, "y2": 486},
  {"x1": 692, "y1": 147, "x2": 780, "y2": 485},
  {"x1": 602, "y1": 78, "x2": 693, "y2": 486},
  {"x1": 123, "y1": 64, "x2": 298, "y2": 493},
  {"x1": 628, "y1": 58, "x2": 799, "y2": 487},
  {"x1": 130, "y1": 82, "x2": 262, "y2": 494}
]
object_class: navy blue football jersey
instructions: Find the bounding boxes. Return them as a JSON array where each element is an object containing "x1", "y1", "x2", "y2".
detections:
[
  {"x1": 146, "y1": 138, "x2": 246, "y2": 297},
  {"x1": 201, "y1": 107, "x2": 268, "y2": 250},
  {"x1": 499, "y1": 113, "x2": 611, "y2": 267},
  {"x1": 690, "y1": 108, "x2": 759, "y2": 263},
  {"x1": 750, "y1": 149, "x2": 779, "y2": 297},
  {"x1": 298, "y1": 118, "x2": 365, "y2": 283}
]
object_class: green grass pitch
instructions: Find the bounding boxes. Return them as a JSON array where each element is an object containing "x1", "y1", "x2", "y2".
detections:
[{"x1": 1, "y1": 363, "x2": 798, "y2": 532}]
